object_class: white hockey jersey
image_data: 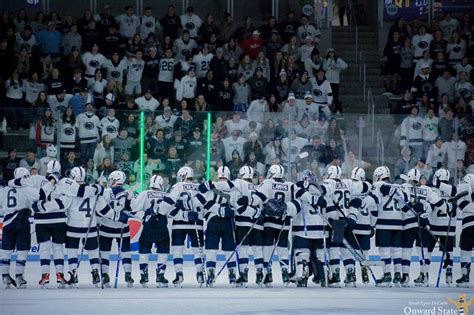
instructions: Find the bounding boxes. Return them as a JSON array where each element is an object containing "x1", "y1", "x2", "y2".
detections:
[
  {"x1": 99, "y1": 187, "x2": 133, "y2": 237},
  {"x1": 163, "y1": 181, "x2": 203, "y2": 230},
  {"x1": 139, "y1": 15, "x2": 158, "y2": 38},
  {"x1": 100, "y1": 116, "x2": 120, "y2": 139},
  {"x1": 59, "y1": 120, "x2": 77, "y2": 149},
  {"x1": 104, "y1": 58, "x2": 127, "y2": 83},
  {"x1": 430, "y1": 182, "x2": 456, "y2": 237},
  {"x1": 81, "y1": 52, "x2": 107, "y2": 77},
  {"x1": 370, "y1": 181, "x2": 404, "y2": 230},
  {"x1": 455, "y1": 182, "x2": 474, "y2": 230},
  {"x1": 193, "y1": 52, "x2": 214, "y2": 78},
  {"x1": 76, "y1": 112, "x2": 100, "y2": 144},
  {"x1": 1, "y1": 185, "x2": 37, "y2": 227},
  {"x1": 309, "y1": 78, "x2": 333, "y2": 106},
  {"x1": 180, "y1": 14, "x2": 202, "y2": 38},
  {"x1": 48, "y1": 94, "x2": 73, "y2": 119}
]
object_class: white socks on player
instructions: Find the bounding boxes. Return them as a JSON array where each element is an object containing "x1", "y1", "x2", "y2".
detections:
[
  {"x1": 52, "y1": 243, "x2": 64, "y2": 273},
  {"x1": 0, "y1": 249, "x2": 13, "y2": 274},
  {"x1": 39, "y1": 241, "x2": 52, "y2": 274},
  {"x1": 172, "y1": 245, "x2": 184, "y2": 273},
  {"x1": 379, "y1": 247, "x2": 391, "y2": 274}
]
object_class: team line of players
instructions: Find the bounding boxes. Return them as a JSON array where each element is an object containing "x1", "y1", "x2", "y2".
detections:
[{"x1": 1, "y1": 160, "x2": 473, "y2": 289}]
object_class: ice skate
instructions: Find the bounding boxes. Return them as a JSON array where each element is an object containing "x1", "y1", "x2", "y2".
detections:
[
  {"x1": 344, "y1": 267, "x2": 356, "y2": 287},
  {"x1": 156, "y1": 273, "x2": 169, "y2": 288},
  {"x1": 196, "y1": 271, "x2": 205, "y2": 287},
  {"x1": 125, "y1": 272, "x2": 134, "y2": 288},
  {"x1": 236, "y1": 268, "x2": 248, "y2": 288},
  {"x1": 101, "y1": 273, "x2": 111, "y2": 288},
  {"x1": 328, "y1": 268, "x2": 341, "y2": 288},
  {"x1": 445, "y1": 268, "x2": 453, "y2": 287},
  {"x1": 140, "y1": 268, "x2": 149, "y2": 288},
  {"x1": 173, "y1": 272, "x2": 184, "y2": 288},
  {"x1": 414, "y1": 272, "x2": 428, "y2": 287},
  {"x1": 375, "y1": 273, "x2": 392, "y2": 287},
  {"x1": 68, "y1": 270, "x2": 78, "y2": 289},
  {"x1": 2, "y1": 274, "x2": 16, "y2": 289},
  {"x1": 206, "y1": 268, "x2": 215, "y2": 287},
  {"x1": 282, "y1": 268, "x2": 290, "y2": 287},
  {"x1": 263, "y1": 270, "x2": 273, "y2": 288},
  {"x1": 228, "y1": 268, "x2": 237, "y2": 287},
  {"x1": 91, "y1": 269, "x2": 100, "y2": 288},
  {"x1": 392, "y1": 272, "x2": 402, "y2": 287},
  {"x1": 15, "y1": 274, "x2": 27, "y2": 289},
  {"x1": 401, "y1": 273, "x2": 410, "y2": 287},
  {"x1": 39, "y1": 273, "x2": 50, "y2": 289},
  {"x1": 361, "y1": 266, "x2": 370, "y2": 285},
  {"x1": 56, "y1": 272, "x2": 67, "y2": 289}
]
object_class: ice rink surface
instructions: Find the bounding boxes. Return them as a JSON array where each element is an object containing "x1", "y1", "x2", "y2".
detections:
[{"x1": 1, "y1": 262, "x2": 470, "y2": 315}]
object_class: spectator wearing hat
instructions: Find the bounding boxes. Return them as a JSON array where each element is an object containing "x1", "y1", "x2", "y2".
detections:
[
  {"x1": 36, "y1": 21, "x2": 62, "y2": 57},
  {"x1": 296, "y1": 91, "x2": 319, "y2": 121},
  {"x1": 426, "y1": 136, "x2": 447, "y2": 170},
  {"x1": 299, "y1": 35, "x2": 317, "y2": 65},
  {"x1": 2, "y1": 148, "x2": 20, "y2": 181},
  {"x1": 290, "y1": 70, "x2": 312, "y2": 99},
  {"x1": 296, "y1": 14, "x2": 321, "y2": 45},
  {"x1": 135, "y1": 89, "x2": 159, "y2": 112},
  {"x1": 394, "y1": 146, "x2": 417, "y2": 183},
  {"x1": 243, "y1": 131, "x2": 264, "y2": 161},
  {"x1": 323, "y1": 48, "x2": 347, "y2": 114},
  {"x1": 415, "y1": 157, "x2": 433, "y2": 180},
  {"x1": 180, "y1": 6, "x2": 202, "y2": 40},
  {"x1": 248, "y1": 66, "x2": 268, "y2": 100},
  {"x1": 240, "y1": 29, "x2": 263, "y2": 59},
  {"x1": 279, "y1": 92, "x2": 298, "y2": 120},
  {"x1": 422, "y1": 107, "x2": 439, "y2": 156},
  {"x1": 309, "y1": 68, "x2": 333, "y2": 117},
  {"x1": 400, "y1": 105, "x2": 424, "y2": 159},
  {"x1": 411, "y1": 62, "x2": 435, "y2": 102},
  {"x1": 187, "y1": 126, "x2": 206, "y2": 160},
  {"x1": 413, "y1": 50, "x2": 433, "y2": 79}
]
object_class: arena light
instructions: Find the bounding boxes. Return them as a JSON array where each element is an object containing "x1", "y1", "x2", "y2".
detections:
[
  {"x1": 206, "y1": 112, "x2": 211, "y2": 181},
  {"x1": 139, "y1": 111, "x2": 145, "y2": 192}
]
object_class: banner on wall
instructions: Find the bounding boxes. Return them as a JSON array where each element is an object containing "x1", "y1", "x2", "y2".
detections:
[
  {"x1": 383, "y1": 0, "x2": 430, "y2": 20},
  {"x1": 434, "y1": 0, "x2": 474, "y2": 15}
]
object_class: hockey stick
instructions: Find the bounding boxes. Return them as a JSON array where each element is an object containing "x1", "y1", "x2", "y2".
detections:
[
  {"x1": 322, "y1": 220, "x2": 330, "y2": 286},
  {"x1": 435, "y1": 215, "x2": 453, "y2": 288},
  {"x1": 435, "y1": 191, "x2": 468, "y2": 287},
  {"x1": 195, "y1": 221, "x2": 207, "y2": 287},
  {"x1": 97, "y1": 222, "x2": 104, "y2": 290},
  {"x1": 114, "y1": 226, "x2": 124, "y2": 289},
  {"x1": 311, "y1": 202, "x2": 377, "y2": 271},
  {"x1": 215, "y1": 219, "x2": 259, "y2": 281},
  {"x1": 265, "y1": 217, "x2": 288, "y2": 276}
]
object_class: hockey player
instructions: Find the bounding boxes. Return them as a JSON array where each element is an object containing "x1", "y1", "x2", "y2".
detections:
[
  {"x1": 400, "y1": 168, "x2": 448, "y2": 287},
  {"x1": 162, "y1": 166, "x2": 203, "y2": 287},
  {"x1": 319, "y1": 165, "x2": 363, "y2": 288},
  {"x1": 249, "y1": 164, "x2": 315, "y2": 287},
  {"x1": 39, "y1": 144, "x2": 58, "y2": 176},
  {"x1": 196, "y1": 166, "x2": 238, "y2": 287},
  {"x1": 99, "y1": 171, "x2": 135, "y2": 288},
  {"x1": 35, "y1": 167, "x2": 115, "y2": 288},
  {"x1": 430, "y1": 168, "x2": 457, "y2": 286},
  {"x1": 0, "y1": 168, "x2": 38, "y2": 288},
  {"x1": 10, "y1": 160, "x2": 102, "y2": 288},
  {"x1": 370, "y1": 166, "x2": 404, "y2": 287},
  {"x1": 285, "y1": 170, "x2": 328, "y2": 287},
  {"x1": 131, "y1": 175, "x2": 174, "y2": 288},
  {"x1": 349, "y1": 167, "x2": 377, "y2": 286},
  {"x1": 455, "y1": 174, "x2": 474, "y2": 288},
  {"x1": 232, "y1": 166, "x2": 265, "y2": 287}
]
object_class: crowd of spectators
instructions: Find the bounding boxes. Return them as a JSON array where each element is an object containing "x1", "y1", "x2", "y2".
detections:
[
  {"x1": 384, "y1": 11, "x2": 474, "y2": 183},
  {"x1": 0, "y1": 4, "x2": 353, "y2": 186}
]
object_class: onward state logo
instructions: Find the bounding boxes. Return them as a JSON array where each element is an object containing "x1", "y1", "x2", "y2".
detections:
[{"x1": 404, "y1": 294, "x2": 473, "y2": 315}]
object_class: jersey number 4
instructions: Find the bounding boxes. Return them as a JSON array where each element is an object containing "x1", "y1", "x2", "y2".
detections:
[{"x1": 79, "y1": 199, "x2": 92, "y2": 218}]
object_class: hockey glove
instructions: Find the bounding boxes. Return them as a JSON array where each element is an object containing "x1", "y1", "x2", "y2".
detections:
[
  {"x1": 218, "y1": 205, "x2": 234, "y2": 218},
  {"x1": 184, "y1": 211, "x2": 199, "y2": 223},
  {"x1": 419, "y1": 213, "x2": 429, "y2": 228},
  {"x1": 198, "y1": 180, "x2": 214, "y2": 193},
  {"x1": 176, "y1": 198, "x2": 192, "y2": 211},
  {"x1": 263, "y1": 198, "x2": 287, "y2": 218},
  {"x1": 349, "y1": 198, "x2": 363, "y2": 209},
  {"x1": 118, "y1": 211, "x2": 131, "y2": 224},
  {"x1": 448, "y1": 203, "x2": 457, "y2": 217},
  {"x1": 412, "y1": 202, "x2": 424, "y2": 214},
  {"x1": 345, "y1": 217, "x2": 357, "y2": 231},
  {"x1": 237, "y1": 195, "x2": 249, "y2": 207},
  {"x1": 380, "y1": 184, "x2": 391, "y2": 196}
]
